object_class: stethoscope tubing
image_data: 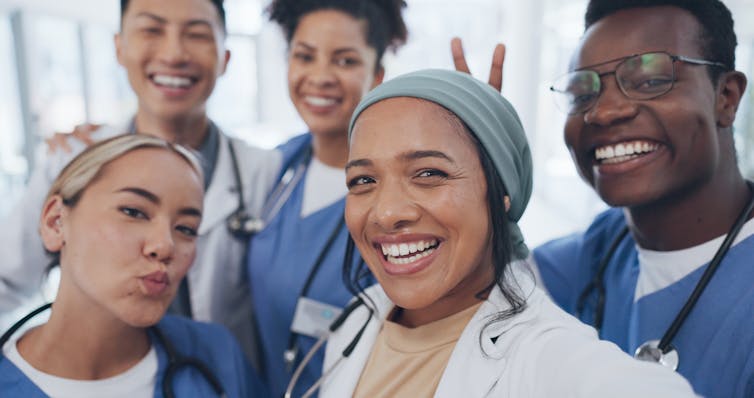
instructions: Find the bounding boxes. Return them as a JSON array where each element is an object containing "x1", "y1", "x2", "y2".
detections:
[
  {"x1": 1, "y1": 303, "x2": 225, "y2": 398},
  {"x1": 579, "y1": 181, "x2": 754, "y2": 362}
]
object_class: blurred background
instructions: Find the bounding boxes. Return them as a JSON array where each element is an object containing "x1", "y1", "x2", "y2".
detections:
[{"x1": 1, "y1": 0, "x2": 753, "y2": 247}]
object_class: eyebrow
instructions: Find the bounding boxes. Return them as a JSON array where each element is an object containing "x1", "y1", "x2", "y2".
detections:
[
  {"x1": 117, "y1": 187, "x2": 202, "y2": 217},
  {"x1": 292, "y1": 42, "x2": 361, "y2": 55},
  {"x1": 345, "y1": 150, "x2": 454, "y2": 171},
  {"x1": 134, "y1": 12, "x2": 214, "y2": 30}
]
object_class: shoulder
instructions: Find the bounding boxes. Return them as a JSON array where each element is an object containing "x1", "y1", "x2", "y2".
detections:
[
  {"x1": 156, "y1": 315, "x2": 241, "y2": 358},
  {"x1": 534, "y1": 208, "x2": 627, "y2": 262}
]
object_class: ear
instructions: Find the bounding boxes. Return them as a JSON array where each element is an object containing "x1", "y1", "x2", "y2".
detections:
[
  {"x1": 114, "y1": 32, "x2": 125, "y2": 67},
  {"x1": 371, "y1": 66, "x2": 385, "y2": 89},
  {"x1": 219, "y1": 49, "x2": 231, "y2": 76},
  {"x1": 715, "y1": 71, "x2": 747, "y2": 128},
  {"x1": 503, "y1": 196, "x2": 511, "y2": 213},
  {"x1": 39, "y1": 196, "x2": 67, "y2": 253}
]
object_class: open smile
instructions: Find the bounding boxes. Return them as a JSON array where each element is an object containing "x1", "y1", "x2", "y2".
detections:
[
  {"x1": 149, "y1": 73, "x2": 198, "y2": 91},
  {"x1": 374, "y1": 238, "x2": 441, "y2": 276},
  {"x1": 593, "y1": 140, "x2": 660, "y2": 165}
]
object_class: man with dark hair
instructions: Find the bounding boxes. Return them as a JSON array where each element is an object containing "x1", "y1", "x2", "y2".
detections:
[
  {"x1": 0, "y1": 0, "x2": 280, "y2": 366},
  {"x1": 533, "y1": 1, "x2": 751, "y2": 397}
]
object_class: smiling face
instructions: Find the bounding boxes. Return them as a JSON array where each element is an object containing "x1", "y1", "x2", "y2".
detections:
[
  {"x1": 564, "y1": 6, "x2": 728, "y2": 207},
  {"x1": 115, "y1": 0, "x2": 229, "y2": 123},
  {"x1": 42, "y1": 148, "x2": 203, "y2": 327},
  {"x1": 287, "y1": 9, "x2": 384, "y2": 139},
  {"x1": 346, "y1": 98, "x2": 493, "y2": 326}
]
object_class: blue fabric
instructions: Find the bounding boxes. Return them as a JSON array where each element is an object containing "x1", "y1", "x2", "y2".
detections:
[
  {"x1": 0, "y1": 315, "x2": 264, "y2": 397},
  {"x1": 247, "y1": 133, "x2": 368, "y2": 398},
  {"x1": 533, "y1": 208, "x2": 754, "y2": 398}
]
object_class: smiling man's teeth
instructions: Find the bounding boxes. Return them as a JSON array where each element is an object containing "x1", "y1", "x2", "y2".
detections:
[
  {"x1": 381, "y1": 239, "x2": 438, "y2": 264},
  {"x1": 594, "y1": 140, "x2": 659, "y2": 163},
  {"x1": 153, "y1": 74, "x2": 193, "y2": 88},
  {"x1": 304, "y1": 96, "x2": 337, "y2": 107}
]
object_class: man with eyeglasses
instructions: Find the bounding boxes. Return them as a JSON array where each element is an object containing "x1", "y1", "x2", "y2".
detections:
[{"x1": 531, "y1": 1, "x2": 752, "y2": 397}]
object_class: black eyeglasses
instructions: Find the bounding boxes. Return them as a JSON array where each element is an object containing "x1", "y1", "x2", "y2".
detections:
[{"x1": 550, "y1": 51, "x2": 727, "y2": 115}]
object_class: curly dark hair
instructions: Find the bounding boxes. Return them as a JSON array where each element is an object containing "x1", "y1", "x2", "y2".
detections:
[
  {"x1": 267, "y1": 0, "x2": 408, "y2": 68},
  {"x1": 120, "y1": 0, "x2": 227, "y2": 33},
  {"x1": 585, "y1": 0, "x2": 736, "y2": 83}
]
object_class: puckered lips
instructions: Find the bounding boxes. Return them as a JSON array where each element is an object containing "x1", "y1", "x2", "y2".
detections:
[
  {"x1": 148, "y1": 72, "x2": 199, "y2": 98},
  {"x1": 139, "y1": 270, "x2": 169, "y2": 297},
  {"x1": 590, "y1": 139, "x2": 666, "y2": 175},
  {"x1": 372, "y1": 235, "x2": 442, "y2": 276}
]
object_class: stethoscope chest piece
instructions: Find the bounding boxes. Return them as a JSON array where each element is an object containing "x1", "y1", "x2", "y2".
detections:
[{"x1": 634, "y1": 339, "x2": 679, "y2": 371}]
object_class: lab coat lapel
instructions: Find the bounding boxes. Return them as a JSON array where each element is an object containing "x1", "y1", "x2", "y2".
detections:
[
  {"x1": 321, "y1": 288, "x2": 392, "y2": 397},
  {"x1": 199, "y1": 133, "x2": 238, "y2": 235},
  {"x1": 434, "y1": 292, "x2": 509, "y2": 398}
]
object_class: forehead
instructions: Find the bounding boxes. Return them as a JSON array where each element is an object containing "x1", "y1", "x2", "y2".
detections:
[
  {"x1": 573, "y1": 6, "x2": 703, "y2": 69},
  {"x1": 123, "y1": 0, "x2": 222, "y2": 26},
  {"x1": 350, "y1": 98, "x2": 475, "y2": 158},
  {"x1": 293, "y1": 9, "x2": 370, "y2": 49},
  {"x1": 91, "y1": 148, "x2": 202, "y2": 202}
]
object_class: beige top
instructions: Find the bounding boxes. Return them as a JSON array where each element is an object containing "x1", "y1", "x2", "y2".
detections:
[{"x1": 353, "y1": 302, "x2": 483, "y2": 398}]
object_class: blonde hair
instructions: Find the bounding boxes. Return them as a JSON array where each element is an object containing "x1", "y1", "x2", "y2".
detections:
[{"x1": 46, "y1": 133, "x2": 203, "y2": 208}]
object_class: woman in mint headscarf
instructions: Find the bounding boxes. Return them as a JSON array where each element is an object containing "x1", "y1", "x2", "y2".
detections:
[{"x1": 299, "y1": 69, "x2": 697, "y2": 397}]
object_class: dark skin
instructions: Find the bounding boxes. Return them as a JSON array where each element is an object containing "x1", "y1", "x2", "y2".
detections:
[
  {"x1": 454, "y1": 7, "x2": 749, "y2": 251},
  {"x1": 565, "y1": 6, "x2": 748, "y2": 251}
]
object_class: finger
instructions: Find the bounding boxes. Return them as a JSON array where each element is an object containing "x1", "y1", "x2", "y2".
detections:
[
  {"x1": 451, "y1": 37, "x2": 471, "y2": 74},
  {"x1": 46, "y1": 133, "x2": 73, "y2": 153},
  {"x1": 72, "y1": 123, "x2": 99, "y2": 146},
  {"x1": 488, "y1": 43, "x2": 505, "y2": 92}
]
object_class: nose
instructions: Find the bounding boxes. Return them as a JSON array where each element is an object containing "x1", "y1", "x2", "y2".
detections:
[
  {"x1": 157, "y1": 30, "x2": 190, "y2": 65},
  {"x1": 583, "y1": 77, "x2": 638, "y2": 126},
  {"x1": 306, "y1": 60, "x2": 337, "y2": 87},
  {"x1": 143, "y1": 219, "x2": 175, "y2": 264},
  {"x1": 370, "y1": 181, "x2": 421, "y2": 232}
]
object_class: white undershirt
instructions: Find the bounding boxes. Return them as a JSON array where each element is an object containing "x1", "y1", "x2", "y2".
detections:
[
  {"x1": 635, "y1": 217, "x2": 754, "y2": 301},
  {"x1": 3, "y1": 335, "x2": 158, "y2": 398},
  {"x1": 301, "y1": 156, "x2": 347, "y2": 218}
]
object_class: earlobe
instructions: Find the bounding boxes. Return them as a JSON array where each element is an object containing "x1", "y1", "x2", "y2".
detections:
[
  {"x1": 716, "y1": 71, "x2": 747, "y2": 128},
  {"x1": 503, "y1": 196, "x2": 511, "y2": 213},
  {"x1": 371, "y1": 67, "x2": 385, "y2": 89},
  {"x1": 39, "y1": 196, "x2": 67, "y2": 252},
  {"x1": 114, "y1": 33, "x2": 125, "y2": 67}
]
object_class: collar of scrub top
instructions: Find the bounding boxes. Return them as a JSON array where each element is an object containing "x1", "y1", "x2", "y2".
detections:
[
  {"x1": 348, "y1": 69, "x2": 533, "y2": 260},
  {"x1": 580, "y1": 180, "x2": 754, "y2": 371},
  {"x1": 0, "y1": 303, "x2": 227, "y2": 398}
]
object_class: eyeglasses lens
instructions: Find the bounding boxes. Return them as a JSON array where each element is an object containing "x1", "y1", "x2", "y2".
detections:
[{"x1": 553, "y1": 52, "x2": 675, "y2": 114}]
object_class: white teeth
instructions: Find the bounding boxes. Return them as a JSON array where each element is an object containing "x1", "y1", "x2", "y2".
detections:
[
  {"x1": 386, "y1": 247, "x2": 436, "y2": 265},
  {"x1": 152, "y1": 74, "x2": 192, "y2": 88},
  {"x1": 304, "y1": 96, "x2": 337, "y2": 107},
  {"x1": 380, "y1": 239, "x2": 438, "y2": 265},
  {"x1": 594, "y1": 140, "x2": 659, "y2": 162}
]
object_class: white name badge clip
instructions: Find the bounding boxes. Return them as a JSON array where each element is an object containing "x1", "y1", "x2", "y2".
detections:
[{"x1": 290, "y1": 297, "x2": 343, "y2": 338}]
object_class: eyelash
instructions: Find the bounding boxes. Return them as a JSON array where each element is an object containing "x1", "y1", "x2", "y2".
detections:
[
  {"x1": 120, "y1": 207, "x2": 198, "y2": 237},
  {"x1": 347, "y1": 175, "x2": 375, "y2": 189}
]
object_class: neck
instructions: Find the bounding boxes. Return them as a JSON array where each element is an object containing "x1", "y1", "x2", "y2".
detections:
[
  {"x1": 626, "y1": 175, "x2": 752, "y2": 251},
  {"x1": 134, "y1": 110, "x2": 209, "y2": 150},
  {"x1": 311, "y1": 130, "x2": 349, "y2": 168},
  {"x1": 16, "y1": 285, "x2": 150, "y2": 380}
]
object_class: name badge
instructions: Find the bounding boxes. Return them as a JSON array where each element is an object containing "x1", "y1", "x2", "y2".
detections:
[{"x1": 290, "y1": 297, "x2": 343, "y2": 338}]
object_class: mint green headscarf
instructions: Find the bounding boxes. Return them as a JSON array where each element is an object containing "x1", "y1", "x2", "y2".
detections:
[{"x1": 348, "y1": 69, "x2": 533, "y2": 260}]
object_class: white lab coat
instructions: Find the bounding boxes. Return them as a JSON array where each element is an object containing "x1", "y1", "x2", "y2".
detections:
[
  {"x1": 0, "y1": 124, "x2": 281, "y2": 363},
  {"x1": 321, "y1": 265, "x2": 698, "y2": 398}
]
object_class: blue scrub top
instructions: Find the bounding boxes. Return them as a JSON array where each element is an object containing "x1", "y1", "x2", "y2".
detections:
[
  {"x1": 533, "y1": 208, "x2": 754, "y2": 398},
  {"x1": 0, "y1": 315, "x2": 265, "y2": 397},
  {"x1": 247, "y1": 134, "x2": 369, "y2": 398}
]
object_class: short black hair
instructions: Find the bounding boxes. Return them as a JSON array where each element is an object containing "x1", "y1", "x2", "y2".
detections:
[
  {"x1": 267, "y1": 0, "x2": 408, "y2": 68},
  {"x1": 120, "y1": 0, "x2": 227, "y2": 33},
  {"x1": 585, "y1": 0, "x2": 736, "y2": 83}
]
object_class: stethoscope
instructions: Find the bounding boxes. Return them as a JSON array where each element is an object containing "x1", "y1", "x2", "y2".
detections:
[
  {"x1": 228, "y1": 143, "x2": 314, "y2": 239},
  {"x1": 0, "y1": 303, "x2": 226, "y2": 398},
  {"x1": 577, "y1": 181, "x2": 754, "y2": 370},
  {"x1": 284, "y1": 296, "x2": 372, "y2": 398},
  {"x1": 126, "y1": 117, "x2": 260, "y2": 240}
]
